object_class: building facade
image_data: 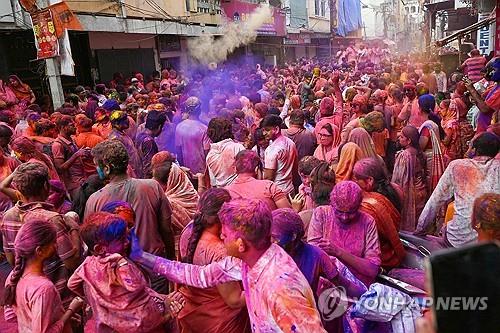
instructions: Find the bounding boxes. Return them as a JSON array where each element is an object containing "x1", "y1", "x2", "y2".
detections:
[{"x1": 0, "y1": 0, "x2": 223, "y2": 91}]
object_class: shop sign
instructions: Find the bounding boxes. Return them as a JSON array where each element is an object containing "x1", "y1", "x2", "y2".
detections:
[{"x1": 284, "y1": 33, "x2": 311, "y2": 44}]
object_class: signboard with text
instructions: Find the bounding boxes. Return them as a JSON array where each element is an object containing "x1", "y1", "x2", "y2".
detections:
[
  {"x1": 31, "y1": 9, "x2": 59, "y2": 59},
  {"x1": 477, "y1": 13, "x2": 494, "y2": 55}
]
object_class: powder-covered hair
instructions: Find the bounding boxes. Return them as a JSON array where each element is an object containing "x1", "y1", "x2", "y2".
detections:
[
  {"x1": 207, "y1": 117, "x2": 233, "y2": 143},
  {"x1": 473, "y1": 193, "x2": 500, "y2": 240},
  {"x1": 11, "y1": 136, "x2": 53, "y2": 167},
  {"x1": 184, "y1": 188, "x2": 231, "y2": 264},
  {"x1": 218, "y1": 199, "x2": 272, "y2": 250},
  {"x1": 2, "y1": 219, "x2": 57, "y2": 306},
  {"x1": 101, "y1": 201, "x2": 136, "y2": 228},
  {"x1": 91, "y1": 139, "x2": 129, "y2": 175},
  {"x1": 235, "y1": 149, "x2": 261, "y2": 174},
  {"x1": 81, "y1": 212, "x2": 128, "y2": 252},
  {"x1": 310, "y1": 162, "x2": 336, "y2": 205},
  {"x1": 298, "y1": 156, "x2": 322, "y2": 176},
  {"x1": 151, "y1": 151, "x2": 176, "y2": 184},
  {"x1": 360, "y1": 111, "x2": 385, "y2": 133},
  {"x1": 330, "y1": 181, "x2": 363, "y2": 211},
  {"x1": 13, "y1": 162, "x2": 49, "y2": 198},
  {"x1": 271, "y1": 208, "x2": 305, "y2": 241}
]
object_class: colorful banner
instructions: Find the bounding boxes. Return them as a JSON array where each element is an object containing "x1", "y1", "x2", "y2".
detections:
[
  {"x1": 31, "y1": 9, "x2": 59, "y2": 59},
  {"x1": 221, "y1": 1, "x2": 286, "y2": 37},
  {"x1": 49, "y1": 1, "x2": 83, "y2": 38}
]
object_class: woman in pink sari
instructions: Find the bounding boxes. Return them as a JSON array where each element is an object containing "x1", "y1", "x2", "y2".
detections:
[
  {"x1": 417, "y1": 94, "x2": 445, "y2": 192},
  {"x1": 313, "y1": 123, "x2": 339, "y2": 164},
  {"x1": 178, "y1": 188, "x2": 250, "y2": 333},
  {"x1": 392, "y1": 126, "x2": 428, "y2": 231}
]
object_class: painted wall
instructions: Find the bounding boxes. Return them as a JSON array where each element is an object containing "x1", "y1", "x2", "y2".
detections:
[
  {"x1": 88, "y1": 32, "x2": 156, "y2": 49},
  {"x1": 307, "y1": 0, "x2": 331, "y2": 33},
  {"x1": 68, "y1": 0, "x2": 186, "y2": 19},
  {"x1": 68, "y1": 0, "x2": 220, "y2": 25},
  {"x1": 361, "y1": 0, "x2": 384, "y2": 38}
]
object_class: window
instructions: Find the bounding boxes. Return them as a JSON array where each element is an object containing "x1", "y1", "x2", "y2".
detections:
[
  {"x1": 411, "y1": 6, "x2": 416, "y2": 13},
  {"x1": 315, "y1": 0, "x2": 327, "y2": 16}
]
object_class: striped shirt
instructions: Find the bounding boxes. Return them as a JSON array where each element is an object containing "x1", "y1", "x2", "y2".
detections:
[
  {"x1": 0, "y1": 202, "x2": 78, "y2": 306},
  {"x1": 462, "y1": 56, "x2": 486, "y2": 82}
]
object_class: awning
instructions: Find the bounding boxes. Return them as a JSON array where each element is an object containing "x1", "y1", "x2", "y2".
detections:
[{"x1": 436, "y1": 13, "x2": 495, "y2": 46}]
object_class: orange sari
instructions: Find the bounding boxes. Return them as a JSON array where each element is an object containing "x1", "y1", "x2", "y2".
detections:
[
  {"x1": 335, "y1": 142, "x2": 362, "y2": 182},
  {"x1": 360, "y1": 192, "x2": 406, "y2": 269}
]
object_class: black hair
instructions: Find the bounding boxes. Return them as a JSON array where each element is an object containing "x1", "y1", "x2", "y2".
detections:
[
  {"x1": 207, "y1": 117, "x2": 233, "y2": 143},
  {"x1": 145, "y1": 110, "x2": 167, "y2": 130},
  {"x1": 473, "y1": 132, "x2": 500, "y2": 158},
  {"x1": 184, "y1": 188, "x2": 231, "y2": 264},
  {"x1": 71, "y1": 174, "x2": 106, "y2": 220},
  {"x1": 260, "y1": 114, "x2": 283, "y2": 128}
]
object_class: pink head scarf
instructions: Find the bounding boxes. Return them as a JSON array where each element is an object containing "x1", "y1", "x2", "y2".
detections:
[{"x1": 319, "y1": 97, "x2": 335, "y2": 116}]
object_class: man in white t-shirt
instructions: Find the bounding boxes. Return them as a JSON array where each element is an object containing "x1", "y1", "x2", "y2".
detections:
[
  {"x1": 205, "y1": 117, "x2": 245, "y2": 187},
  {"x1": 261, "y1": 115, "x2": 298, "y2": 195}
]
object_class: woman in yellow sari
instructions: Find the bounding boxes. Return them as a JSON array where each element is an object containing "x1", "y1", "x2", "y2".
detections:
[{"x1": 335, "y1": 142, "x2": 363, "y2": 182}]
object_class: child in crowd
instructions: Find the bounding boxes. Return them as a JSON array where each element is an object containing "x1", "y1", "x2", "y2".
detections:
[
  {"x1": 2, "y1": 219, "x2": 82, "y2": 333},
  {"x1": 68, "y1": 212, "x2": 184, "y2": 333}
]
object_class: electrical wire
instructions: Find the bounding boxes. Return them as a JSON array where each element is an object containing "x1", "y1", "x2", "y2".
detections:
[
  {"x1": 122, "y1": 20, "x2": 178, "y2": 41},
  {"x1": 144, "y1": 0, "x2": 177, "y2": 20},
  {"x1": 118, "y1": 2, "x2": 171, "y2": 19}
]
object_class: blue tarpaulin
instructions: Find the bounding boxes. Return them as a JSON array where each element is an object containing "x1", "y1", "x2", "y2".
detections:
[{"x1": 337, "y1": 0, "x2": 363, "y2": 37}]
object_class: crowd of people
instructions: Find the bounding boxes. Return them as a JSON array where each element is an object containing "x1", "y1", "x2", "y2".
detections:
[{"x1": 0, "y1": 43, "x2": 499, "y2": 333}]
